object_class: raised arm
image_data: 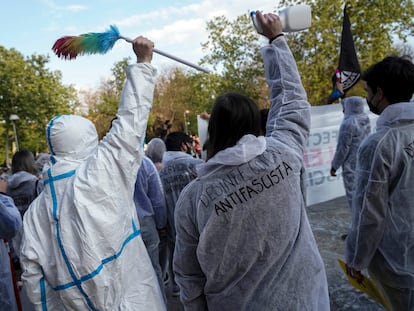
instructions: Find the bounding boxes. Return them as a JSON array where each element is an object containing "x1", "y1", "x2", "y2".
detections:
[
  {"x1": 256, "y1": 11, "x2": 310, "y2": 154},
  {"x1": 105, "y1": 36, "x2": 156, "y2": 159},
  {"x1": 331, "y1": 120, "x2": 354, "y2": 172},
  {"x1": 87, "y1": 36, "x2": 157, "y2": 189}
]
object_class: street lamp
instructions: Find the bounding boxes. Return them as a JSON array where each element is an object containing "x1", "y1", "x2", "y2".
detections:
[
  {"x1": 9, "y1": 114, "x2": 19, "y2": 152},
  {"x1": 184, "y1": 110, "x2": 190, "y2": 134}
]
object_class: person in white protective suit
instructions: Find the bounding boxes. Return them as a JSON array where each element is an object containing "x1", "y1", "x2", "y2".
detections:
[
  {"x1": 19, "y1": 36, "x2": 166, "y2": 310},
  {"x1": 330, "y1": 96, "x2": 371, "y2": 209},
  {"x1": 345, "y1": 56, "x2": 414, "y2": 311},
  {"x1": 173, "y1": 12, "x2": 330, "y2": 311}
]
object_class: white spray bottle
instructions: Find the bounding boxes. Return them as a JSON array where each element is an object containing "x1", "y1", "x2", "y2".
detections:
[{"x1": 250, "y1": 4, "x2": 312, "y2": 33}]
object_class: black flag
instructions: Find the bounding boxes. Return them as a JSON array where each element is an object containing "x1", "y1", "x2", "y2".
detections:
[
  {"x1": 338, "y1": 5, "x2": 360, "y2": 92},
  {"x1": 327, "y1": 5, "x2": 360, "y2": 104}
]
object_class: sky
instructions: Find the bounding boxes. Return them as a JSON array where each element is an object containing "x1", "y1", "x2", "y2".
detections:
[{"x1": 2, "y1": 0, "x2": 282, "y2": 91}]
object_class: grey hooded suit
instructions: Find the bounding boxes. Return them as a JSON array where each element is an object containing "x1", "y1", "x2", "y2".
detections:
[
  {"x1": 173, "y1": 36, "x2": 330, "y2": 311},
  {"x1": 331, "y1": 96, "x2": 371, "y2": 208}
]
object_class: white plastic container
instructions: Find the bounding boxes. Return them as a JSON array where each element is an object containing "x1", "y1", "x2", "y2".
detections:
[{"x1": 250, "y1": 4, "x2": 312, "y2": 33}]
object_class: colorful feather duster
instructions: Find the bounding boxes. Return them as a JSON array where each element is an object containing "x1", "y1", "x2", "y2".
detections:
[
  {"x1": 52, "y1": 25, "x2": 123, "y2": 60},
  {"x1": 52, "y1": 25, "x2": 210, "y2": 73}
]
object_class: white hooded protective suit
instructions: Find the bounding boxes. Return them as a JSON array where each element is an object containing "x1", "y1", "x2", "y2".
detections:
[
  {"x1": 346, "y1": 102, "x2": 414, "y2": 289},
  {"x1": 20, "y1": 63, "x2": 165, "y2": 310},
  {"x1": 331, "y1": 96, "x2": 371, "y2": 208},
  {"x1": 173, "y1": 37, "x2": 330, "y2": 311}
]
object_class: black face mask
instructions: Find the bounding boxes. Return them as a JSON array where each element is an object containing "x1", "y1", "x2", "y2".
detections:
[
  {"x1": 185, "y1": 142, "x2": 192, "y2": 155},
  {"x1": 366, "y1": 94, "x2": 381, "y2": 115}
]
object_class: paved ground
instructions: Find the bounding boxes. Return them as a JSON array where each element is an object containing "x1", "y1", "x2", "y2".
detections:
[
  {"x1": 307, "y1": 196, "x2": 385, "y2": 311},
  {"x1": 166, "y1": 196, "x2": 386, "y2": 311}
]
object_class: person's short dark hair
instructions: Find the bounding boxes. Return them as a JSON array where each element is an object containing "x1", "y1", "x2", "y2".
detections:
[
  {"x1": 207, "y1": 92, "x2": 260, "y2": 160},
  {"x1": 165, "y1": 132, "x2": 192, "y2": 151},
  {"x1": 362, "y1": 55, "x2": 414, "y2": 104},
  {"x1": 11, "y1": 150, "x2": 38, "y2": 175},
  {"x1": 260, "y1": 108, "x2": 269, "y2": 135}
]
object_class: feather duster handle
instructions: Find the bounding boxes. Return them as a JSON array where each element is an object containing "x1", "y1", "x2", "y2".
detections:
[
  {"x1": 52, "y1": 25, "x2": 210, "y2": 74},
  {"x1": 118, "y1": 35, "x2": 210, "y2": 73},
  {"x1": 120, "y1": 35, "x2": 211, "y2": 74}
]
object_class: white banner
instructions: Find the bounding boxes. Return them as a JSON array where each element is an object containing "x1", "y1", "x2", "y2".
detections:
[
  {"x1": 305, "y1": 103, "x2": 377, "y2": 206},
  {"x1": 197, "y1": 103, "x2": 378, "y2": 207},
  {"x1": 197, "y1": 115, "x2": 209, "y2": 160},
  {"x1": 305, "y1": 104, "x2": 345, "y2": 206}
]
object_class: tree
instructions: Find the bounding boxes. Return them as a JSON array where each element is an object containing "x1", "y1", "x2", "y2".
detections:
[
  {"x1": 150, "y1": 68, "x2": 196, "y2": 138},
  {"x1": 86, "y1": 59, "x2": 205, "y2": 140},
  {"x1": 199, "y1": 1, "x2": 414, "y2": 105},
  {"x1": 279, "y1": 0, "x2": 414, "y2": 104},
  {"x1": 0, "y1": 47, "x2": 78, "y2": 165},
  {"x1": 87, "y1": 58, "x2": 130, "y2": 139},
  {"x1": 149, "y1": 68, "x2": 224, "y2": 140},
  {"x1": 88, "y1": 0, "x2": 414, "y2": 142},
  {"x1": 200, "y1": 14, "x2": 269, "y2": 107}
]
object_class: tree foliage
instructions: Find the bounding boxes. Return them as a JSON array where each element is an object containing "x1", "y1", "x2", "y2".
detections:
[
  {"x1": 150, "y1": 68, "x2": 219, "y2": 139},
  {"x1": 0, "y1": 46, "x2": 78, "y2": 165},
  {"x1": 86, "y1": 58, "x2": 130, "y2": 139},
  {"x1": 200, "y1": 14, "x2": 269, "y2": 107},
  {"x1": 88, "y1": 59, "x2": 222, "y2": 141},
  {"x1": 69, "y1": 0, "x2": 414, "y2": 144},
  {"x1": 198, "y1": 0, "x2": 414, "y2": 105},
  {"x1": 278, "y1": 0, "x2": 414, "y2": 104}
]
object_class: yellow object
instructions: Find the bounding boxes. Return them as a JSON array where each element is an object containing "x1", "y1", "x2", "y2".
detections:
[{"x1": 337, "y1": 259, "x2": 392, "y2": 311}]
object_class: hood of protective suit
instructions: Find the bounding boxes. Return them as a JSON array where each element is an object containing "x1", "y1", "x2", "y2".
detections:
[
  {"x1": 342, "y1": 96, "x2": 365, "y2": 116},
  {"x1": 196, "y1": 134, "x2": 266, "y2": 176},
  {"x1": 6, "y1": 171, "x2": 37, "y2": 190},
  {"x1": 46, "y1": 115, "x2": 98, "y2": 161},
  {"x1": 377, "y1": 102, "x2": 414, "y2": 130},
  {"x1": 146, "y1": 138, "x2": 166, "y2": 164}
]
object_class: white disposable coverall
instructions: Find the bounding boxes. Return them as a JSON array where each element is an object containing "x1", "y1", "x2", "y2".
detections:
[
  {"x1": 346, "y1": 102, "x2": 414, "y2": 289},
  {"x1": 20, "y1": 63, "x2": 165, "y2": 310},
  {"x1": 173, "y1": 37, "x2": 330, "y2": 311},
  {"x1": 331, "y1": 96, "x2": 371, "y2": 208}
]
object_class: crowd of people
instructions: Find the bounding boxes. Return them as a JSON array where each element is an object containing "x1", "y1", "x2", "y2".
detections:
[{"x1": 1, "y1": 9, "x2": 414, "y2": 311}]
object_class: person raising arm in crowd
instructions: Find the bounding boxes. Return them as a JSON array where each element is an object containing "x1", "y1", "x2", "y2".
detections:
[
  {"x1": 173, "y1": 11, "x2": 329, "y2": 311},
  {"x1": 19, "y1": 36, "x2": 165, "y2": 310}
]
